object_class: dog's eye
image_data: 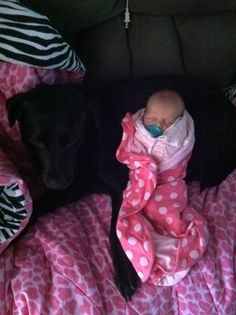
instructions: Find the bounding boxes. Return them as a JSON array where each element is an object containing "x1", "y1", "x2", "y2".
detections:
[
  {"x1": 60, "y1": 133, "x2": 79, "y2": 147},
  {"x1": 67, "y1": 137, "x2": 78, "y2": 146}
]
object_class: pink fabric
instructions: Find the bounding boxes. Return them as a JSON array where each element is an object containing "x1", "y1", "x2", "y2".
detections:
[
  {"x1": 0, "y1": 62, "x2": 85, "y2": 252},
  {"x1": 0, "y1": 173, "x2": 235, "y2": 314},
  {"x1": 116, "y1": 111, "x2": 209, "y2": 285},
  {"x1": 132, "y1": 109, "x2": 190, "y2": 163}
]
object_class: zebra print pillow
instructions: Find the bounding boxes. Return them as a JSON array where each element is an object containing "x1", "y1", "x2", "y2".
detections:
[
  {"x1": 0, "y1": 183, "x2": 27, "y2": 244},
  {"x1": 223, "y1": 83, "x2": 236, "y2": 105},
  {"x1": 0, "y1": 0, "x2": 85, "y2": 72}
]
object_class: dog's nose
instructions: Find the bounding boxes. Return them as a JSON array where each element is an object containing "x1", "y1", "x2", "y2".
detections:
[{"x1": 43, "y1": 172, "x2": 72, "y2": 190}]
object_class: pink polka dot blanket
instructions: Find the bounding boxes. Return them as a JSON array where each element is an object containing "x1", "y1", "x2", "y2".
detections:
[
  {"x1": 116, "y1": 110, "x2": 209, "y2": 286},
  {"x1": 1, "y1": 177, "x2": 236, "y2": 315}
]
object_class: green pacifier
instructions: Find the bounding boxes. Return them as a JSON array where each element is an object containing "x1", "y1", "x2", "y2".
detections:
[{"x1": 145, "y1": 124, "x2": 163, "y2": 138}]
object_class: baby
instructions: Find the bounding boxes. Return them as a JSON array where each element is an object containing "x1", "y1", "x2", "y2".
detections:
[
  {"x1": 133, "y1": 89, "x2": 189, "y2": 163},
  {"x1": 143, "y1": 89, "x2": 185, "y2": 137},
  {"x1": 116, "y1": 89, "x2": 208, "y2": 286}
]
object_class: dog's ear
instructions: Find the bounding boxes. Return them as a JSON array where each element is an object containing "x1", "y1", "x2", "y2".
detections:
[{"x1": 6, "y1": 93, "x2": 24, "y2": 127}]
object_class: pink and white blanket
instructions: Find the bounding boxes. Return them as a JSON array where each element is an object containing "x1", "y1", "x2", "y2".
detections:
[
  {"x1": 0, "y1": 62, "x2": 235, "y2": 315},
  {"x1": 116, "y1": 110, "x2": 209, "y2": 286}
]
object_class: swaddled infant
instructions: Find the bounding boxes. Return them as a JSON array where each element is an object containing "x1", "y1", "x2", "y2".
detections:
[{"x1": 133, "y1": 89, "x2": 190, "y2": 163}]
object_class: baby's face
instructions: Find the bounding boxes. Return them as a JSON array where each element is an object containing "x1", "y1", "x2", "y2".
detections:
[{"x1": 143, "y1": 100, "x2": 180, "y2": 131}]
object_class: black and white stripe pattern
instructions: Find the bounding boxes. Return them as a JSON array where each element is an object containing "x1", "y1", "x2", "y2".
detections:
[
  {"x1": 0, "y1": 0, "x2": 85, "y2": 71},
  {"x1": 223, "y1": 84, "x2": 236, "y2": 103},
  {"x1": 0, "y1": 183, "x2": 27, "y2": 244}
]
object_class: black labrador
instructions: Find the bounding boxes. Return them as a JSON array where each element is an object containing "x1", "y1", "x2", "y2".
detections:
[{"x1": 6, "y1": 75, "x2": 236, "y2": 301}]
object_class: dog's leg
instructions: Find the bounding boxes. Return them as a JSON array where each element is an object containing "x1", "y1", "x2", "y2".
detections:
[{"x1": 109, "y1": 190, "x2": 139, "y2": 301}]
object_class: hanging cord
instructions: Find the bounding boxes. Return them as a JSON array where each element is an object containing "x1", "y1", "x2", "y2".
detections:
[{"x1": 124, "y1": 0, "x2": 131, "y2": 29}]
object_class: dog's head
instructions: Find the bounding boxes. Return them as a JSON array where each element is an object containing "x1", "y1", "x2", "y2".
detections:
[{"x1": 6, "y1": 85, "x2": 99, "y2": 190}]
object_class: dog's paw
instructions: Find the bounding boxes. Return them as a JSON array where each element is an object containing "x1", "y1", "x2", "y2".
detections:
[{"x1": 113, "y1": 250, "x2": 139, "y2": 301}]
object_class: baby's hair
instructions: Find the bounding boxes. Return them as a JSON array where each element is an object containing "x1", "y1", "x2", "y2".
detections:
[{"x1": 147, "y1": 89, "x2": 185, "y2": 116}]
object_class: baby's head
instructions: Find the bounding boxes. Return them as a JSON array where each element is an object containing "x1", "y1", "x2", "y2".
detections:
[{"x1": 143, "y1": 89, "x2": 185, "y2": 135}]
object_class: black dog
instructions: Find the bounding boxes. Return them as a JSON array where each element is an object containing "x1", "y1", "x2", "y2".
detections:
[{"x1": 6, "y1": 75, "x2": 236, "y2": 301}]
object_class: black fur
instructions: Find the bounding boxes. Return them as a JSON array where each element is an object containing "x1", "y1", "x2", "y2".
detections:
[{"x1": 6, "y1": 75, "x2": 236, "y2": 300}]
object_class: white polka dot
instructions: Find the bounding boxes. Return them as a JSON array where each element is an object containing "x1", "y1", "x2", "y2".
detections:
[
  {"x1": 144, "y1": 192, "x2": 151, "y2": 200},
  {"x1": 123, "y1": 117, "x2": 128, "y2": 123},
  {"x1": 134, "y1": 188, "x2": 139, "y2": 193},
  {"x1": 132, "y1": 199, "x2": 140, "y2": 206},
  {"x1": 138, "y1": 272, "x2": 144, "y2": 279},
  {"x1": 122, "y1": 132, "x2": 127, "y2": 140},
  {"x1": 126, "y1": 191, "x2": 131, "y2": 198},
  {"x1": 166, "y1": 217, "x2": 173, "y2": 225},
  {"x1": 143, "y1": 241, "x2": 150, "y2": 251},
  {"x1": 138, "y1": 179, "x2": 145, "y2": 188},
  {"x1": 126, "y1": 250, "x2": 133, "y2": 260},
  {"x1": 191, "y1": 228, "x2": 196, "y2": 236},
  {"x1": 134, "y1": 223, "x2": 142, "y2": 232},
  {"x1": 128, "y1": 237, "x2": 137, "y2": 245},
  {"x1": 117, "y1": 229, "x2": 122, "y2": 239},
  {"x1": 155, "y1": 194, "x2": 163, "y2": 202},
  {"x1": 189, "y1": 250, "x2": 199, "y2": 259},
  {"x1": 167, "y1": 176, "x2": 175, "y2": 182},
  {"x1": 134, "y1": 161, "x2": 141, "y2": 168},
  {"x1": 149, "y1": 163, "x2": 157, "y2": 171},
  {"x1": 173, "y1": 202, "x2": 181, "y2": 208},
  {"x1": 170, "y1": 181, "x2": 178, "y2": 186},
  {"x1": 186, "y1": 213, "x2": 193, "y2": 221},
  {"x1": 182, "y1": 238, "x2": 188, "y2": 247},
  {"x1": 170, "y1": 192, "x2": 178, "y2": 199},
  {"x1": 148, "y1": 172, "x2": 153, "y2": 180},
  {"x1": 122, "y1": 219, "x2": 129, "y2": 227},
  {"x1": 200, "y1": 238, "x2": 207, "y2": 248},
  {"x1": 170, "y1": 231, "x2": 177, "y2": 236},
  {"x1": 140, "y1": 256, "x2": 149, "y2": 267},
  {"x1": 159, "y1": 207, "x2": 168, "y2": 215}
]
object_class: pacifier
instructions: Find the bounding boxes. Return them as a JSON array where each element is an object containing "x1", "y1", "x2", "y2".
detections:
[{"x1": 145, "y1": 124, "x2": 163, "y2": 138}]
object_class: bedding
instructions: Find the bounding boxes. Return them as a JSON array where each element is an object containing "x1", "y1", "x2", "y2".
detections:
[
  {"x1": 0, "y1": 62, "x2": 235, "y2": 314},
  {"x1": 0, "y1": 173, "x2": 235, "y2": 314},
  {"x1": 0, "y1": 1, "x2": 235, "y2": 314}
]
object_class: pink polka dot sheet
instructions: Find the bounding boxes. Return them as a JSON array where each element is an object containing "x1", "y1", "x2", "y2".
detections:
[
  {"x1": 0, "y1": 174, "x2": 235, "y2": 315},
  {"x1": 116, "y1": 112, "x2": 209, "y2": 286}
]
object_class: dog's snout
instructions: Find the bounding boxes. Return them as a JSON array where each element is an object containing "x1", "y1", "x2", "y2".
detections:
[{"x1": 43, "y1": 171, "x2": 72, "y2": 190}]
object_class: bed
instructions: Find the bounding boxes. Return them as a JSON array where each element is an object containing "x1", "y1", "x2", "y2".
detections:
[{"x1": 0, "y1": 1, "x2": 236, "y2": 314}]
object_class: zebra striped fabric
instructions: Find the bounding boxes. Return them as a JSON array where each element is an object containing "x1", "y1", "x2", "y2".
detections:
[
  {"x1": 0, "y1": 182, "x2": 27, "y2": 244},
  {"x1": 223, "y1": 83, "x2": 236, "y2": 103},
  {"x1": 0, "y1": 0, "x2": 85, "y2": 72}
]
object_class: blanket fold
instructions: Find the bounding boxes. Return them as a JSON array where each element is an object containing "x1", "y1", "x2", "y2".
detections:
[{"x1": 116, "y1": 111, "x2": 209, "y2": 285}]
